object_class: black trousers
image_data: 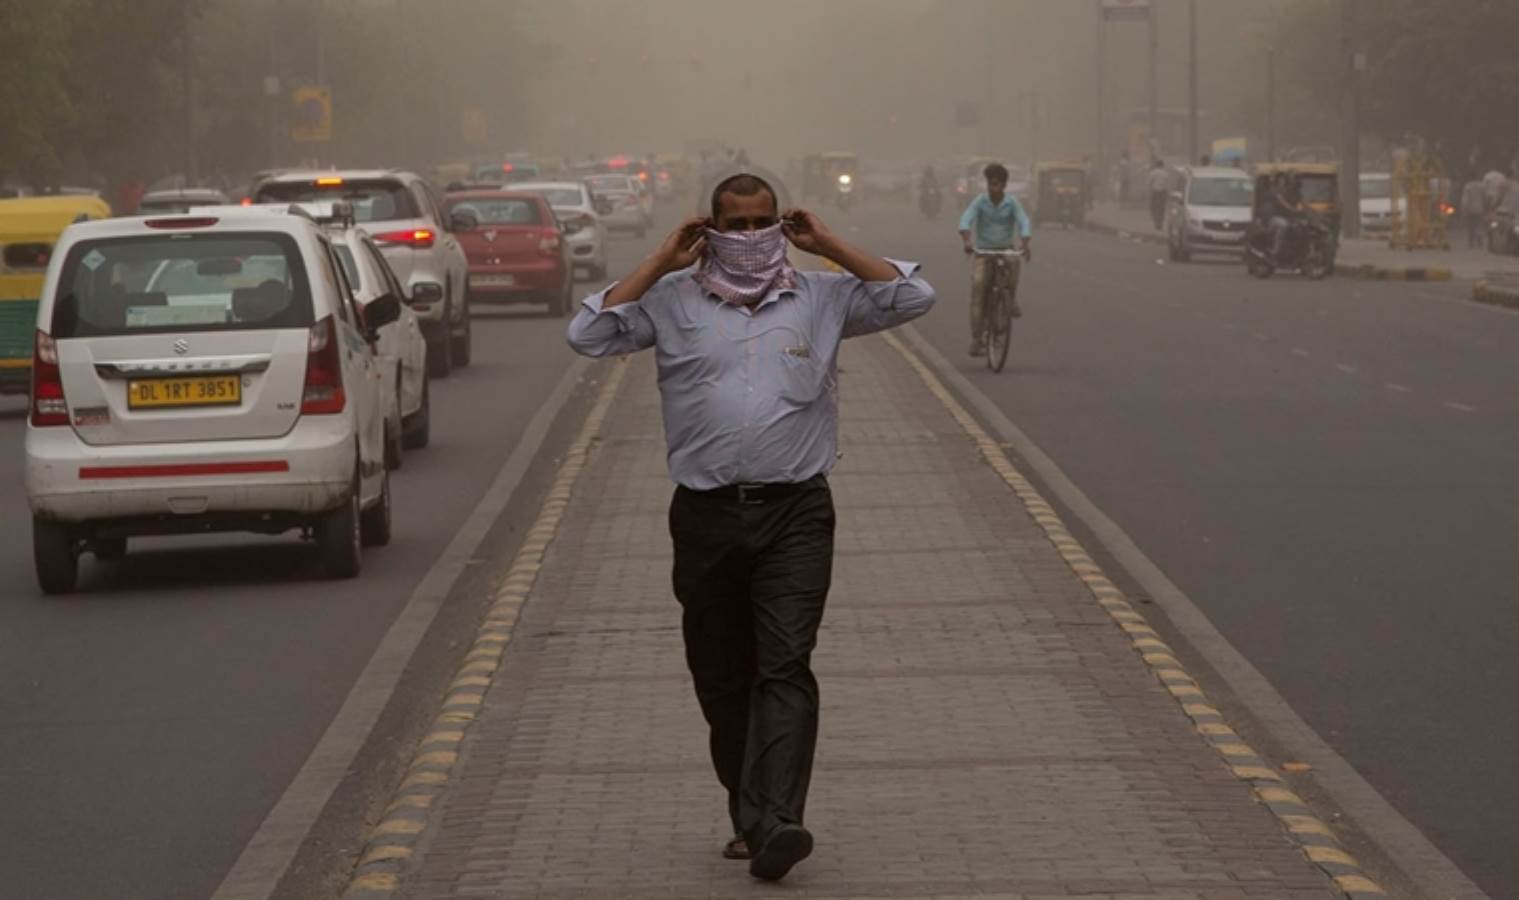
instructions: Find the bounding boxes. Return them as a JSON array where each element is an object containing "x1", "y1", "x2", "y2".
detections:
[{"x1": 668, "y1": 477, "x2": 836, "y2": 847}]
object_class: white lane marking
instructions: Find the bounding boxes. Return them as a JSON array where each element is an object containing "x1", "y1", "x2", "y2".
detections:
[
  {"x1": 1444, "y1": 401, "x2": 1478, "y2": 413},
  {"x1": 1386, "y1": 383, "x2": 1412, "y2": 393},
  {"x1": 1336, "y1": 363, "x2": 1358, "y2": 374},
  {"x1": 1291, "y1": 348, "x2": 1310, "y2": 358}
]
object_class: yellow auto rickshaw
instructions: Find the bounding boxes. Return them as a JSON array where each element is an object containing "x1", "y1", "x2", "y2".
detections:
[
  {"x1": 0, "y1": 195, "x2": 112, "y2": 393},
  {"x1": 1034, "y1": 162, "x2": 1089, "y2": 227},
  {"x1": 1252, "y1": 163, "x2": 1340, "y2": 231}
]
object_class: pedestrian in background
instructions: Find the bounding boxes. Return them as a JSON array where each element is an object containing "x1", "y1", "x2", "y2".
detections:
[
  {"x1": 1147, "y1": 159, "x2": 1170, "y2": 230},
  {"x1": 1461, "y1": 176, "x2": 1487, "y2": 249},
  {"x1": 566, "y1": 173, "x2": 935, "y2": 882}
]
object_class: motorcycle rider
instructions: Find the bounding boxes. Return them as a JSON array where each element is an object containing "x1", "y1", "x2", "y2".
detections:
[
  {"x1": 919, "y1": 165, "x2": 942, "y2": 217},
  {"x1": 958, "y1": 162, "x2": 1031, "y2": 357}
]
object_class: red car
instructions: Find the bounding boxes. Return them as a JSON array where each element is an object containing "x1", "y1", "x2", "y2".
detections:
[{"x1": 442, "y1": 190, "x2": 573, "y2": 317}]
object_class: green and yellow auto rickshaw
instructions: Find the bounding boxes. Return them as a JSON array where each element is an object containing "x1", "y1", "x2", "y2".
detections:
[{"x1": 0, "y1": 195, "x2": 112, "y2": 393}]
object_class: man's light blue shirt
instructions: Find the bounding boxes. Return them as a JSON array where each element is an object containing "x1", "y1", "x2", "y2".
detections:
[
  {"x1": 959, "y1": 192, "x2": 1031, "y2": 249},
  {"x1": 566, "y1": 261, "x2": 936, "y2": 490}
]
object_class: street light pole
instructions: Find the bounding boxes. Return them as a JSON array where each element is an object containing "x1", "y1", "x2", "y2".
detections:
[
  {"x1": 1188, "y1": 0, "x2": 1199, "y2": 165},
  {"x1": 1341, "y1": 0, "x2": 1361, "y2": 238},
  {"x1": 1266, "y1": 45, "x2": 1276, "y2": 162},
  {"x1": 183, "y1": 0, "x2": 199, "y2": 184},
  {"x1": 1147, "y1": 0, "x2": 1159, "y2": 160}
]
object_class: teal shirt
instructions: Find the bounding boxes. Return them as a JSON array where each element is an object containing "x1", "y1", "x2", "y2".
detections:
[{"x1": 959, "y1": 192, "x2": 1031, "y2": 249}]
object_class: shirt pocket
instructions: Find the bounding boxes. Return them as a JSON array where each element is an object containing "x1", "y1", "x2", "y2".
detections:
[{"x1": 773, "y1": 345, "x2": 828, "y2": 406}]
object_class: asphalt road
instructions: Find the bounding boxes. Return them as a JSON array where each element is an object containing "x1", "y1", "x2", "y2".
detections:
[
  {"x1": 845, "y1": 199, "x2": 1515, "y2": 894},
  {"x1": 0, "y1": 231, "x2": 655, "y2": 900}
]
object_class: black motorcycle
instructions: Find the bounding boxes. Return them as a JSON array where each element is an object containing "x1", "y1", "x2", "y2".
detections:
[{"x1": 1244, "y1": 214, "x2": 1334, "y2": 280}]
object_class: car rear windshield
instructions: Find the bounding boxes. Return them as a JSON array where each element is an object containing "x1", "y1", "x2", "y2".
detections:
[
  {"x1": 1360, "y1": 178, "x2": 1391, "y2": 199},
  {"x1": 531, "y1": 187, "x2": 583, "y2": 207},
  {"x1": 444, "y1": 198, "x2": 541, "y2": 225},
  {"x1": 1189, "y1": 177, "x2": 1252, "y2": 206},
  {"x1": 255, "y1": 179, "x2": 419, "y2": 223},
  {"x1": 50, "y1": 232, "x2": 313, "y2": 338},
  {"x1": 587, "y1": 175, "x2": 630, "y2": 191}
]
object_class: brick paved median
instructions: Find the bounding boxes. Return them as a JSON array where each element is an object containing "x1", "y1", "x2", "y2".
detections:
[{"x1": 396, "y1": 335, "x2": 1337, "y2": 899}]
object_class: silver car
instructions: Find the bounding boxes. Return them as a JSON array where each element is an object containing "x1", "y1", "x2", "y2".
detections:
[
  {"x1": 253, "y1": 170, "x2": 473, "y2": 379},
  {"x1": 585, "y1": 174, "x2": 650, "y2": 236},
  {"x1": 1165, "y1": 166, "x2": 1254, "y2": 261},
  {"x1": 513, "y1": 181, "x2": 609, "y2": 280}
]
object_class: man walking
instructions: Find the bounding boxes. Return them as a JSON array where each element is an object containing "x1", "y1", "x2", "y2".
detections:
[
  {"x1": 1147, "y1": 158, "x2": 1171, "y2": 230},
  {"x1": 566, "y1": 174, "x2": 935, "y2": 881}
]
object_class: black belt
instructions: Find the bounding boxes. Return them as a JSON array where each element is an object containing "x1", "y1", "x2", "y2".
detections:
[{"x1": 684, "y1": 474, "x2": 828, "y2": 505}]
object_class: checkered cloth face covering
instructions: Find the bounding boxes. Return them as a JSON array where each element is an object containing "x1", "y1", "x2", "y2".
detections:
[{"x1": 693, "y1": 224, "x2": 796, "y2": 306}]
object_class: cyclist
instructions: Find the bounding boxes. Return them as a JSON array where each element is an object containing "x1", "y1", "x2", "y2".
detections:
[{"x1": 958, "y1": 162, "x2": 1031, "y2": 357}]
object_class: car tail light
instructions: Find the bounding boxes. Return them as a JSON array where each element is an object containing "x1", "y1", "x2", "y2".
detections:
[
  {"x1": 30, "y1": 330, "x2": 68, "y2": 427},
  {"x1": 301, "y1": 317, "x2": 346, "y2": 415},
  {"x1": 374, "y1": 228, "x2": 435, "y2": 249},
  {"x1": 658, "y1": 171, "x2": 670, "y2": 182},
  {"x1": 538, "y1": 228, "x2": 561, "y2": 256}
]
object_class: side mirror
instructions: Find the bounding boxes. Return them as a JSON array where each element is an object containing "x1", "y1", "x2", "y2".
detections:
[
  {"x1": 448, "y1": 210, "x2": 478, "y2": 232},
  {"x1": 410, "y1": 281, "x2": 445, "y2": 307},
  {"x1": 364, "y1": 292, "x2": 402, "y2": 334}
]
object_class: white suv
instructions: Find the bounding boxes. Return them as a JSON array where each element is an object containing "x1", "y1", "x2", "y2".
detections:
[
  {"x1": 253, "y1": 171, "x2": 473, "y2": 378},
  {"x1": 24, "y1": 207, "x2": 398, "y2": 593}
]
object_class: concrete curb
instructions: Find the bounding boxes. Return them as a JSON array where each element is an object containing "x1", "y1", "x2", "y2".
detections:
[
  {"x1": 1336, "y1": 262, "x2": 1453, "y2": 282},
  {"x1": 1083, "y1": 217, "x2": 1166, "y2": 245},
  {"x1": 1473, "y1": 280, "x2": 1519, "y2": 309}
]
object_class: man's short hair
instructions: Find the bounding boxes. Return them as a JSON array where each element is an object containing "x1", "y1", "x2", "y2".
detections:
[
  {"x1": 711, "y1": 174, "x2": 778, "y2": 219},
  {"x1": 983, "y1": 163, "x2": 1009, "y2": 183}
]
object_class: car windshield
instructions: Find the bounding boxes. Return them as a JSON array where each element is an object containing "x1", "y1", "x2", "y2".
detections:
[
  {"x1": 1360, "y1": 178, "x2": 1391, "y2": 199},
  {"x1": 255, "y1": 179, "x2": 420, "y2": 223},
  {"x1": 587, "y1": 175, "x2": 630, "y2": 191},
  {"x1": 1189, "y1": 177, "x2": 1252, "y2": 206},
  {"x1": 50, "y1": 232, "x2": 312, "y2": 338},
  {"x1": 444, "y1": 198, "x2": 541, "y2": 225}
]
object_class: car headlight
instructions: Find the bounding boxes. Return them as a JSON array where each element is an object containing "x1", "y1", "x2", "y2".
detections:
[{"x1": 838, "y1": 174, "x2": 852, "y2": 186}]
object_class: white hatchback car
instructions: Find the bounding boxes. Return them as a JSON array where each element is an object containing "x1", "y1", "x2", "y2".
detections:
[{"x1": 24, "y1": 208, "x2": 398, "y2": 593}]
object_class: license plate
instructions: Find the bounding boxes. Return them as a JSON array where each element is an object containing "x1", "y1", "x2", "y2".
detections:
[
  {"x1": 127, "y1": 375, "x2": 242, "y2": 409},
  {"x1": 472, "y1": 274, "x2": 515, "y2": 287}
]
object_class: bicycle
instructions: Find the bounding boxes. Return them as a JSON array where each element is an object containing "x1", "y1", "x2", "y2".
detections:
[{"x1": 974, "y1": 248, "x2": 1027, "y2": 373}]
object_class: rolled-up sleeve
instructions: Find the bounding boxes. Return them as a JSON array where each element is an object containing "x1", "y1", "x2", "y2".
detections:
[
  {"x1": 839, "y1": 258, "x2": 936, "y2": 338},
  {"x1": 566, "y1": 282, "x2": 657, "y2": 357},
  {"x1": 958, "y1": 199, "x2": 979, "y2": 233}
]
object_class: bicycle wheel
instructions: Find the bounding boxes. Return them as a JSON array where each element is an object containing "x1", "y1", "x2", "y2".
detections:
[{"x1": 987, "y1": 268, "x2": 1012, "y2": 373}]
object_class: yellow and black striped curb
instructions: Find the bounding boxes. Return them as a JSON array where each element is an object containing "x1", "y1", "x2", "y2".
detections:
[
  {"x1": 881, "y1": 331, "x2": 1387, "y2": 899},
  {"x1": 1473, "y1": 280, "x2": 1519, "y2": 310},
  {"x1": 1336, "y1": 262, "x2": 1452, "y2": 282},
  {"x1": 340, "y1": 359, "x2": 629, "y2": 899}
]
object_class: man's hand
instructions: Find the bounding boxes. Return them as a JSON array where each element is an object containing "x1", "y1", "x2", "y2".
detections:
[
  {"x1": 1021, "y1": 239, "x2": 1033, "y2": 263},
  {"x1": 658, "y1": 217, "x2": 710, "y2": 273},
  {"x1": 781, "y1": 208, "x2": 836, "y2": 257}
]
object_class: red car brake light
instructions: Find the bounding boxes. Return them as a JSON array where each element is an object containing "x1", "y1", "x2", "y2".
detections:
[
  {"x1": 30, "y1": 330, "x2": 68, "y2": 427},
  {"x1": 300, "y1": 317, "x2": 346, "y2": 415},
  {"x1": 145, "y1": 217, "x2": 219, "y2": 229},
  {"x1": 538, "y1": 228, "x2": 561, "y2": 256},
  {"x1": 374, "y1": 228, "x2": 435, "y2": 249}
]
